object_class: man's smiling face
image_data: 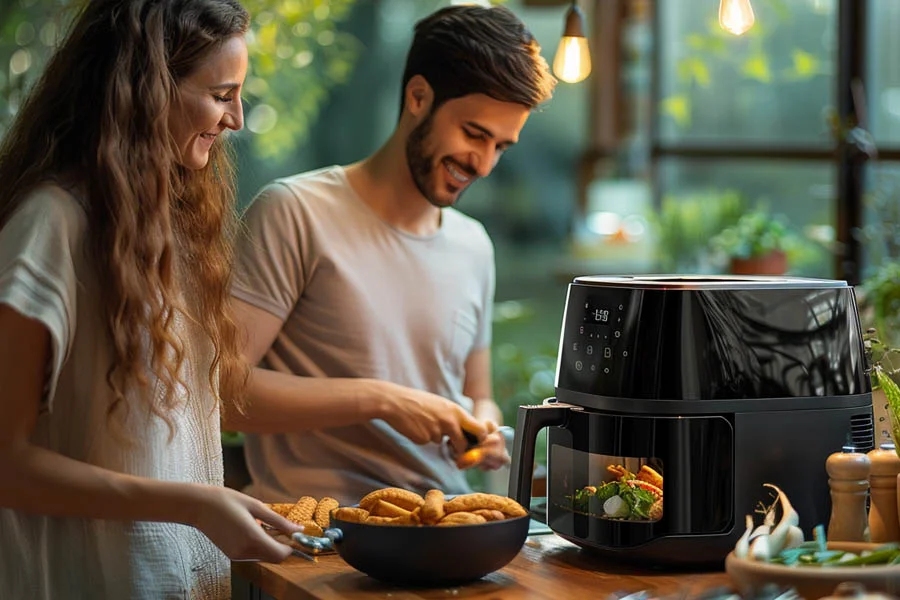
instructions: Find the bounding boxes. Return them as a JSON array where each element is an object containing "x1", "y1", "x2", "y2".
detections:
[{"x1": 405, "y1": 93, "x2": 531, "y2": 208}]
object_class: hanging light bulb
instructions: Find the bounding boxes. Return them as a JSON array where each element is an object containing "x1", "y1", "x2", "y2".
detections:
[
  {"x1": 552, "y1": 1, "x2": 591, "y2": 84},
  {"x1": 719, "y1": 0, "x2": 756, "y2": 36}
]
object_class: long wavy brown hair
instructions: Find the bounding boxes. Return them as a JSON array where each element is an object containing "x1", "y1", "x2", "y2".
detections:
[{"x1": 0, "y1": 0, "x2": 251, "y2": 436}]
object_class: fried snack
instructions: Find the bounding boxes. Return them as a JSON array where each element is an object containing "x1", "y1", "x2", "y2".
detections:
[
  {"x1": 267, "y1": 503, "x2": 295, "y2": 518},
  {"x1": 364, "y1": 515, "x2": 407, "y2": 525},
  {"x1": 371, "y1": 499, "x2": 413, "y2": 519},
  {"x1": 443, "y1": 493, "x2": 527, "y2": 518},
  {"x1": 607, "y1": 464, "x2": 630, "y2": 479},
  {"x1": 648, "y1": 498, "x2": 664, "y2": 521},
  {"x1": 420, "y1": 489, "x2": 445, "y2": 525},
  {"x1": 332, "y1": 507, "x2": 369, "y2": 523},
  {"x1": 438, "y1": 512, "x2": 487, "y2": 526},
  {"x1": 286, "y1": 496, "x2": 318, "y2": 524},
  {"x1": 313, "y1": 497, "x2": 340, "y2": 529},
  {"x1": 298, "y1": 520, "x2": 324, "y2": 537},
  {"x1": 637, "y1": 465, "x2": 664, "y2": 489},
  {"x1": 359, "y1": 487, "x2": 424, "y2": 512},
  {"x1": 472, "y1": 509, "x2": 506, "y2": 522}
]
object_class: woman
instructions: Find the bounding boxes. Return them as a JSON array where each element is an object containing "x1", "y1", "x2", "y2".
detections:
[{"x1": 0, "y1": 1, "x2": 297, "y2": 598}]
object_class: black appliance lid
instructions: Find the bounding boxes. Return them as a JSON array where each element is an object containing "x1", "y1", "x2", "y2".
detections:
[{"x1": 572, "y1": 274, "x2": 849, "y2": 290}]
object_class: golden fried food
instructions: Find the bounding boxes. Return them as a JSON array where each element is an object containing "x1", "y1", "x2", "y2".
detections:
[
  {"x1": 332, "y1": 507, "x2": 369, "y2": 523},
  {"x1": 443, "y1": 493, "x2": 527, "y2": 518},
  {"x1": 438, "y1": 511, "x2": 487, "y2": 526},
  {"x1": 420, "y1": 489, "x2": 445, "y2": 525},
  {"x1": 637, "y1": 465, "x2": 664, "y2": 489},
  {"x1": 359, "y1": 487, "x2": 425, "y2": 512},
  {"x1": 607, "y1": 464, "x2": 630, "y2": 479},
  {"x1": 298, "y1": 520, "x2": 324, "y2": 537},
  {"x1": 371, "y1": 499, "x2": 412, "y2": 519},
  {"x1": 313, "y1": 497, "x2": 340, "y2": 529},
  {"x1": 286, "y1": 496, "x2": 318, "y2": 524},
  {"x1": 648, "y1": 498, "x2": 663, "y2": 521},
  {"x1": 472, "y1": 509, "x2": 506, "y2": 522},
  {"x1": 267, "y1": 503, "x2": 295, "y2": 518},
  {"x1": 365, "y1": 515, "x2": 407, "y2": 525}
]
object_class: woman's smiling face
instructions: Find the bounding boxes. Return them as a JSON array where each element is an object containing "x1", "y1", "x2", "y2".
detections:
[{"x1": 168, "y1": 35, "x2": 248, "y2": 170}]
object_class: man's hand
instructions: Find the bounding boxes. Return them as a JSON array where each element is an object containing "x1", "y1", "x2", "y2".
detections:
[
  {"x1": 377, "y1": 382, "x2": 487, "y2": 456},
  {"x1": 455, "y1": 420, "x2": 511, "y2": 471}
]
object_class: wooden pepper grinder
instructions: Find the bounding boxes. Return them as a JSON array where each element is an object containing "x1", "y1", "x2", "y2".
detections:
[
  {"x1": 826, "y1": 445, "x2": 871, "y2": 542},
  {"x1": 867, "y1": 442, "x2": 900, "y2": 543}
]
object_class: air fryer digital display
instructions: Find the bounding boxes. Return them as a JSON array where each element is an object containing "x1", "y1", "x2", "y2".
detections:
[{"x1": 561, "y1": 453, "x2": 663, "y2": 522}]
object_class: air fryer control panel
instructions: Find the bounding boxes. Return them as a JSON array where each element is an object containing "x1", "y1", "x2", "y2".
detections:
[
  {"x1": 559, "y1": 285, "x2": 642, "y2": 398},
  {"x1": 564, "y1": 289, "x2": 636, "y2": 382}
]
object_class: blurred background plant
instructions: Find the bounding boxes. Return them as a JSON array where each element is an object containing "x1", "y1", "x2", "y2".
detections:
[
  {"x1": 856, "y1": 171, "x2": 900, "y2": 348},
  {"x1": 650, "y1": 190, "x2": 744, "y2": 272},
  {"x1": 709, "y1": 207, "x2": 796, "y2": 261},
  {"x1": 0, "y1": 0, "x2": 360, "y2": 160}
]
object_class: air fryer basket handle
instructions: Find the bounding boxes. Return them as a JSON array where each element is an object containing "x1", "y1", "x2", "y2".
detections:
[{"x1": 508, "y1": 399, "x2": 573, "y2": 520}]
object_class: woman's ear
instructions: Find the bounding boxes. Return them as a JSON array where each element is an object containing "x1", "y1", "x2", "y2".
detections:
[{"x1": 403, "y1": 75, "x2": 433, "y2": 118}]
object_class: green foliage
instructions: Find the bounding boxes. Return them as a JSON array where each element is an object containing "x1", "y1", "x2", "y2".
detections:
[
  {"x1": 709, "y1": 207, "x2": 797, "y2": 259},
  {"x1": 651, "y1": 190, "x2": 745, "y2": 271},
  {"x1": 240, "y1": 0, "x2": 360, "y2": 157},
  {"x1": 860, "y1": 263, "x2": 900, "y2": 348},
  {"x1": 0, "y1": 0, "x2": 360, "y2": 158},
  {"x1": 864, "y1": 329, "x2": 900, "y2": 455},
  {"x1": 660, "y1": 0, "x2": 826, "y2": 130}
]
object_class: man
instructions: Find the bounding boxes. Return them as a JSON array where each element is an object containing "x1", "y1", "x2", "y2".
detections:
[{"x1": 227, "y1": 4, "x2": 556, "y2": 504}]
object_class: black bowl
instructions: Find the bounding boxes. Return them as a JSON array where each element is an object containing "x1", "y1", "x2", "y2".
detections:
[{"x1": 329, "y1": 513, "x2": 530, "y2": 586}]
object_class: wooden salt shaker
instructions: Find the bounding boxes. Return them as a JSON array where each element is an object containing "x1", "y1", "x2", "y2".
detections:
[
  {"x1": 867, "y1": 443, "x2": 900, "y2": 542},
  {"x1": 826, "y1": 445, "x2": 871, "y2": 542}
]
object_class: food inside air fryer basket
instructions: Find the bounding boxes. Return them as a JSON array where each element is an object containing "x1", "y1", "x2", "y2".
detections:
[{"x1": 567, "y1": 464, "x2": 664, "y2": 521}]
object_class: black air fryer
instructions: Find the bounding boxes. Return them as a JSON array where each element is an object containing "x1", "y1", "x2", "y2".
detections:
[{"x1": 509, "y1": 275, "x2": 874, "y2": 566}]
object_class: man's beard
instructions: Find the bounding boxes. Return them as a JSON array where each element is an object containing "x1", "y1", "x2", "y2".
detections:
[{"x1": 405, "y1": 110, "x2": 469, "y2": 208}]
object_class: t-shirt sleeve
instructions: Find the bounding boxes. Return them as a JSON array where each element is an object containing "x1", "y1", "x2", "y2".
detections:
[
  {"x1": 0, "y1": 189, "x2": 81, "y2": 410},
  {"x1": 472, "y1": 233, "x2": 495, "y2": 351},
  {"x1": 232, "y1": 182, "x2": 310, "y2": 321}
]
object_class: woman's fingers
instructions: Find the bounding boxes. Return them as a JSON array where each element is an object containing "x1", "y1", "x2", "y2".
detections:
[{"x1": 250, "y1": 502, "x2": 302, "y2": 535}]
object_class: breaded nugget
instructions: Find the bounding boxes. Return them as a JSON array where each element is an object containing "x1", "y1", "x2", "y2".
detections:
[
  {"x1": 359, "y1": 487, "x2": 424, "y2": 512},
  {"x1": 332, "y1": 507, "x2": 369, "y2": 523},
  {"x1": 313, "y1": 497, "x2": 340, "y2": 529},
  {"x1": 298, "y1": 520, "x2": 324, "y2": 537},
  {"x1": 286, "y1": 496, "x2": 318, "y2": 524},
  {"x1": 437, "y1": 512, "x2": 487, "y2": 526},
  {"x1": 371, "y1": 499, "x2": 412, "y2": 519},
  {"x1": 472, "y1": 509, "x2": 506, "y2": 522},
  {"x1": 420, "y1": 489, "x2": 445, "y2": 525},
  {"x1": 267, "y1": 503, "x2": 294, "y2": 518},
  {"x1": 443, "y1": 493, "x2": 527, "y2": 518}
]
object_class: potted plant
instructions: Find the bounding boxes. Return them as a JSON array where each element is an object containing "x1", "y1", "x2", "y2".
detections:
[{"x1": 710, "y1": 209, "x2": 796, "y2": 275}]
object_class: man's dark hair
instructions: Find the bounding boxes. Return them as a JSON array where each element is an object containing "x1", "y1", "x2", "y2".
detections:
[{"x1": 400, "y1": 5, "x2": 556, "y2": 115}]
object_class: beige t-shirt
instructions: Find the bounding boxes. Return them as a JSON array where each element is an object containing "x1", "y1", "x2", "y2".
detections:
[
  {"x1": 232, "y1": 166, "x2": 495, "y2": 505},
  {"x1": 0, "y1": 184, "x2": 229, "y2": 600}
]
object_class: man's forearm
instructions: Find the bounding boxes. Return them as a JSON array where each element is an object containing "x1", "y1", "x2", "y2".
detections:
[{"x1": 223, "y1": 367, "x2": 389, "y2": 434}]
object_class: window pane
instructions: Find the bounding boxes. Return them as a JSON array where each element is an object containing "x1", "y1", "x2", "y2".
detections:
[
  {"x1": 657, "y1": 0, "x2": 837, "y2": 145},
  {"x1": 655, "y1": 159, "x2": 835, "y2": 277},
  {"x1": 860, "y1": 163, "x2": 900, "y2": 272},
  {"x1": 867, "y1": 0, "x2": 900, "y2": 147}
]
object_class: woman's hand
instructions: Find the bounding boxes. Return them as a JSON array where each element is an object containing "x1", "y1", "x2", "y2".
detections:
[{"x1": 190, "y1": 486, "x2": 301, "y2": 563}]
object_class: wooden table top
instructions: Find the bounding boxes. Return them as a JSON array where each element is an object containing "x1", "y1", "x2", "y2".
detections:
[{"x1": 233, "y1": 533, "x2": 733, "y2": 600}]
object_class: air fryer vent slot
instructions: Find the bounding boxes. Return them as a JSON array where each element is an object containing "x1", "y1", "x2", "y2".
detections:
[{"x1": 850, "y1": 414, "x2": 875, "y2": 452}]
